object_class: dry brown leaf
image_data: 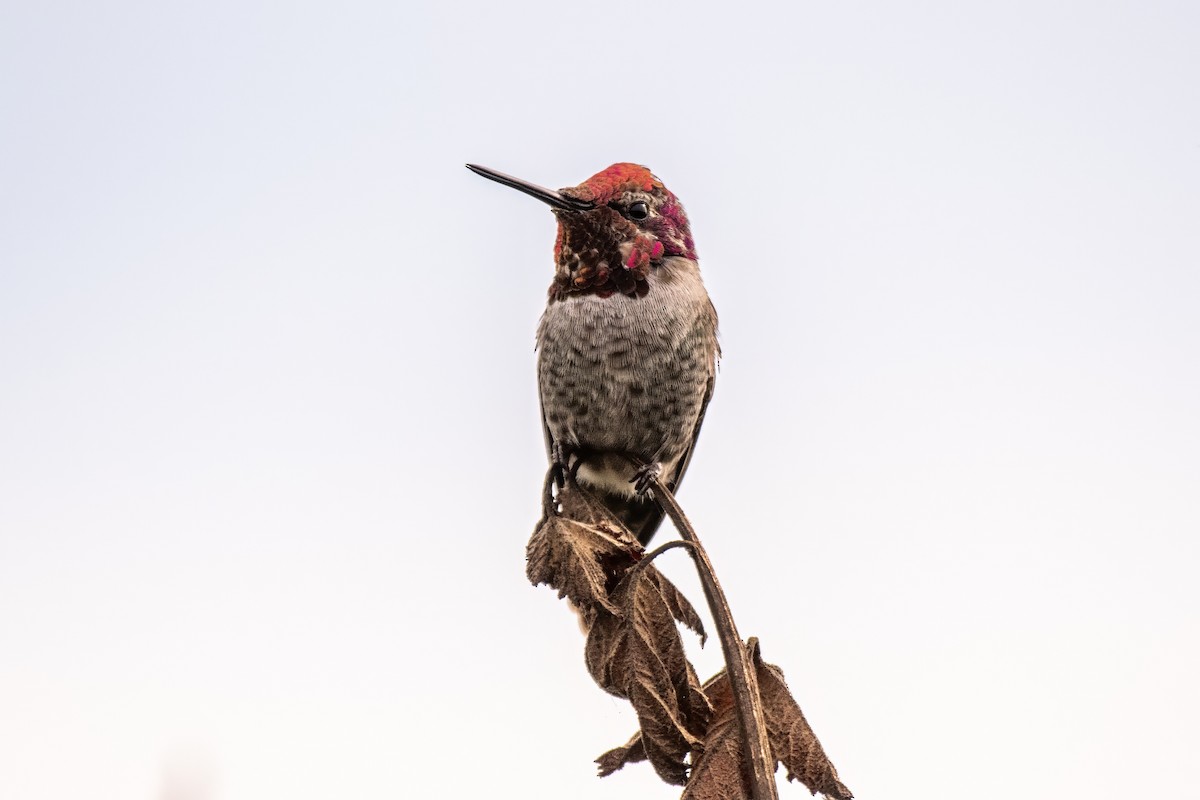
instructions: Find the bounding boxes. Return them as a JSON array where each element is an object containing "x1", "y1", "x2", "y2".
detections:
[
  {"x1": 583, "y1": 568, "x2": 708, "y2": 711},
  {"x1": 753, "y1": 641, "x2": 852, "y2": 799},
  {"x1": 629, "y1": 678, "x2": 700, "y2": 785},
  {"x1": 595, "y1": 732, "x2": 646, "y2": 777},
  {"x1": 642, "y1": 561, "x2": 707, "y2": 645},
  {"x1": 582, "y1": 608, "x2": 627, "y2": 693},
  {"x1": 525, "y1": 513, "x2": 640, "y2": 619},
  {"x1": 681, "y1": 683, "x2": 747, "y2": 800},
  {"x1": 600, "y1": 642, "x2": 853, "y2": 800},
  {"x1": 584, "y1": 566, "x2": 712, "y2": 785},
  {"x1": 596, "y1": 699, "x2": 748, "y2": 799},
  {"x1": 534, "y1": 478, "x2": 852, "y2": 796},
  {"x1": 528, "y1": 477, "x2": 707, "y2": 783}
]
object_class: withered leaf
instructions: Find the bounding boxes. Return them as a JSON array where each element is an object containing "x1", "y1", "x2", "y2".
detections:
[
  {"x1": 584, "y1": 566, "x2": 712, "y2": 785},
  {"x1": 641, "y1": 561, "x2": 707, "y2": 645},
  {"x1": 526, "y1": 513, "x2": 640, "y2": 618},
  {"x1": 596, "y1": 732, "x2": 646, "y2": 777},
  {"x1": 681, "y1": 683, "x2": 747, "y2": 800},
  {"x1": 753, "y1": 641, "x2": 852, "y2": 799},
  {"x1": 630, "y1": 678, "x2": 700, "y2": 785},
  {"x1": 603, "y1": 641, "x2": 853, "y2": 800}
]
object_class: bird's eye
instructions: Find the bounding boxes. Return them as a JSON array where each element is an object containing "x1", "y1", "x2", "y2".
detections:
[{"x1": 628, "y1": 201, "x2": 650, "y2": 220}]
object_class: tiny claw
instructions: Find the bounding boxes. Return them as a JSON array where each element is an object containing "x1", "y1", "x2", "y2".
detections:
[{"x1": 631, "y1": 462, "x2": 662, "y2": 497}]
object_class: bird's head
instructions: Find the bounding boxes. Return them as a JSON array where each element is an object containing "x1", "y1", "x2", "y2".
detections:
[{"x1": 467, "y1": 163, "x2": 696, "y2": 300}]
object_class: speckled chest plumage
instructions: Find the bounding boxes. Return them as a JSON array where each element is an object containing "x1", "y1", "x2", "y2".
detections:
[{"x1": 536, "y1": 257, "x2": 718, "y2": 503}]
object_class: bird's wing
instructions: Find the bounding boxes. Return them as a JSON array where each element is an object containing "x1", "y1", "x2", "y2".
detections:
[
  {"x1": 540, "y1": 396, "x2": 560, "y2": 479},
  {"x1": 665, "y1": 371, "x2": 716, "y2": 496}
]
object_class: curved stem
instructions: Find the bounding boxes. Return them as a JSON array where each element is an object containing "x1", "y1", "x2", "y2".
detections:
[
  {"x1": 650, "y1": 476, "x2": 778, "y2": 800},
  {"x1": 636, "y1": 539, "x2": 697, "y2": 569}
]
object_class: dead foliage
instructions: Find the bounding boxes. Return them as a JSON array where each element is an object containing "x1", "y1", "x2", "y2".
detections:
[
  {"x1": 527, "y1": 475, "x2": 852, "y2": 799},
  {"x1": 596, "y1": 642, "x2": 851, "y2": 799}
]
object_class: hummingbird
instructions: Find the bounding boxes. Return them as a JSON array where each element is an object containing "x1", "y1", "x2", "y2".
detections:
[{"x1": 467, "y1": 162, "x2": 719, "y2": 545}]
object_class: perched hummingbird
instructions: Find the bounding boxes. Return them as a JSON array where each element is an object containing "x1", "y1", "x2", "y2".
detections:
[{"x1": 467, "y1": 163, "x2": 719, "y2": 545}]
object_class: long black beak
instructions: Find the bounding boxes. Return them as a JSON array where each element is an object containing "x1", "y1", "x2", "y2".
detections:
[{"x1": 466, "y1": 164, "x2": 594, "y2": 212}]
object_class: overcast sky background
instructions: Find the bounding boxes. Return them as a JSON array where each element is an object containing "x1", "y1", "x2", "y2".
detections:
[{"x1": 2, "y1": 2, "x2": 1198, "y2": 799}]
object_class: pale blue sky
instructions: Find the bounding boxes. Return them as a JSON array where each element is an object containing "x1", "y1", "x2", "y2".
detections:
[{"x1": 2, "y1": 2, "x2": 1198, "y2": 799}]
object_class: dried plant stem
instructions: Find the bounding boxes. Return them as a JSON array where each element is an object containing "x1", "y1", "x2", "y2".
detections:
[{"x1": 649, "y1": 477, "x2": 779, "y2": 800}]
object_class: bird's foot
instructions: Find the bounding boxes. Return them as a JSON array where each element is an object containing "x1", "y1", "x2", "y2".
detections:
[{"x1": 631, "y1": 461, "x2": 662, "y2": 498}]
